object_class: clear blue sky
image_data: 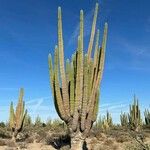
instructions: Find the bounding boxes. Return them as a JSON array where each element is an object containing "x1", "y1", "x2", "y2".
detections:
[{"x1": 0, "y1": 0, "x2": 149, "y2": 123}]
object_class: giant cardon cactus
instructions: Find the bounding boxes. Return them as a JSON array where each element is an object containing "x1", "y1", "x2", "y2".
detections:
[
  {"x1": 48, "y1": 3, "x2": 108, "y2": 149},
  {"x1": 9, "y1": 88, "x2": 27, "y2": 141}
]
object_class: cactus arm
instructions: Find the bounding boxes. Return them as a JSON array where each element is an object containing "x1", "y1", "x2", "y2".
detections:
[
  {"x1": 87, "y1": 23, "x2": 107, "y2": 114},
  {"x1": 87, "y1": 3, "x2": 99, "y2": 62},
  {"x1": 15, "y1": 88, "x2": 24, "y2": 129},
  {"x1": 66, "y1": 59, "x2": 70, "y2": 84},
  {"x1": 70, "y1": 59, "x2": 75, "y2": 116},
  {"x1": 81, "y1": 55, "x2": 88, "y2": 131},
  {"x1": 78, "y1": 10, "x2": 84, "y2": 112},
  {"x1": 87, "y1": 60, "x2": 93, "y2": 103},
  {"x1": 48, "y1": 54, "x2": 54, "y2": 95},
  {"x1": 92, "y1": 89, "x2": 100, "y2": 122},
  {"x1": 98, "y1": 23, "x2": 108, "y2": 81},
  {"x1": 54, "y1": 45, "x2": 68, "y2": 121},
  {"x1": 9, "y1": 102, "x2": 15, "y2": 129},
  {"x1": 90, "y1": 30, "x2": 100, "y2": 91},
  {"x1": 80, "y1": 10, "x2": 84, "y2": 52},
  {"x1": 18, "y1": 109, "x2": 27, "y2": 132},
  {"x1": 85, "y1": 23, "x2": 107, "y2": 133},
  {"x1": 58, "y1": 7, "x2": 70, "y2": 116},
  {"x1": 72, "y1": 36, "x2": 82, "y2": 131}
]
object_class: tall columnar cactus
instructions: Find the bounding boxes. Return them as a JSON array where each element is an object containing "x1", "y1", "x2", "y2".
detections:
[
  {"x1": 120, "y1": 112, "x2": 128, "y2": 127},
  {"x1": 128, "y1": 96, "x2": 142, "y2": 131},
  {"x1": 144, "y1": 109, "x2": 150, "y2": 126},
  {"x1": 48, "y1": 3, "x2": 108, "y2": 149},
  {"x1": 9, "y1": 88, "x2": 27, "y2": 141}
]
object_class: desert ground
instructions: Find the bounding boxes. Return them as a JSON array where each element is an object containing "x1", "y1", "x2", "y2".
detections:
[{"x1": 0, "y1": 124, "x2": 149, "y2": 150}]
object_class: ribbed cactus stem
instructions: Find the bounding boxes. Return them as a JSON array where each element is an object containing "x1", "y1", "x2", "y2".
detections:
[
  {"x1": 81, "y1": 55, "x2": 88, "y2": 131},
  {"x1": 70, "y1": 59, "x2": 75, "y2": 116},
  {"x1": 54, "y1": 46, "x2": 67, "y2": 120},
  {"x1": 87, "y1": 3, "x2": 99, "y2": 62},
  {"x1": 92, "y1": 89, "x2": 100, "y2": 122},
  {"x1": 9, "y1": 102, "x2": 15, "y2": 129},
  {"x1": 58, "y1": 7, "x2": 70, "y2": 116},
  {"x1": 90, "y1": 30, "x2": 100, "y2": 91},
  {"x1": 72, "y1": 36, "x2": 82, "y2": 131},
  {"x1": 48, "y1": 54, "x2": 54, "y2": 96}
]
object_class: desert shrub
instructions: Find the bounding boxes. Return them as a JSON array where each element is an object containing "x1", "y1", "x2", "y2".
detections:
[
  {"x1": 0, "y1": 138, "x2": 6, "y2": 146},
  {"x1": 26, "y1": 136, "x2": 34, "y2": 143},
  {"x1": 0, "y1": 127, "x2": 11, "y2": 139},
  {"x1": 6, "y1": 140, "x2": 16, "y2": 147},
  {"x1": 17, "y1": 142, "x2": 27, "y2": 149},
  {"x1": 45, "y1": 133, "x2": 70, "y2": 149},
  {"x1": 116, "y1": 134, "x2": 130, "y2": 143},
  {"x1": 0, "y1": 122, "x2": 5, "y2": 128},
  {"x1": 46, "y1": 117, "x2": 52, "y2": 127},
  {"x1": 104, "y1": 138, "x2": 114, "y2": 146}
]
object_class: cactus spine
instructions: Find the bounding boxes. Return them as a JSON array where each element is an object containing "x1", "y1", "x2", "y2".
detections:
[
  {"x1": 128, "y1": 96, "x2": 142, "y2": 131},
  {"x1": 144, "y1": 109, "x2": 150, "y2": 126},
  {"x1": 48, "y1": 3, "x2": 107, "y2": 149},
  {"x1": 9, "y1": 88, "x2": 27, "y2": 141}
]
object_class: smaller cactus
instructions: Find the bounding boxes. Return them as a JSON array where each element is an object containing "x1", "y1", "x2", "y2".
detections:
[
  {"x1": 34, "y1": 115, "x2": 42, "y2": 127},
  {"x1": 128, "y1": 96, "x2": 142, "y2": 131},
  {"x1": 120, "y1": 112, "x2": 128, "y2": 127},
  {"x1": 144, "y1": 109, "x2": 150, "y2": 126},
  {"x1": 106, "y1": 111, "x2": 113, "y2": 127},
  {"x1": 24, "y1": 114, "x2": 32, "y2": 127},
  {"x1": 96, "y1": 111, "x2": 113, "y2": 131},
  {"x1": 102, "y1": 117, "x2": 109, "y2": 131},
  {"x1": 9, "y1": 88, "x2": 27, "y2": 141}
]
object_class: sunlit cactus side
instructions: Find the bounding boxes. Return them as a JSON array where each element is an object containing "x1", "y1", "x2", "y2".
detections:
[
  {"x1": 9, "y1": 88, "x2": 27, "y2": 141},
  {"x1": 120, "y1": 112, "x2": 128, "y2": 127},
  {"x1": 48, "y1": 3, "x2": 107, "y2": 149},
  {"x1": 144, "y1": 109, "x2": 150, "y2": 126},
  {"x1": 128, "y1": 96, "x2": 142, "y2": 131}
]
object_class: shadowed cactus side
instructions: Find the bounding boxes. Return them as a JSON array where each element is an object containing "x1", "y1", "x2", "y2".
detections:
[
  {"x1": 48, "y1": 3, "x2": 108, "y2": 149},
  {"x1": 9, "y1": 88, "x2": 27, "y2": 141},
  {"x1": 128, "y1": 96, "x2": 142, "y2": 131}
]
